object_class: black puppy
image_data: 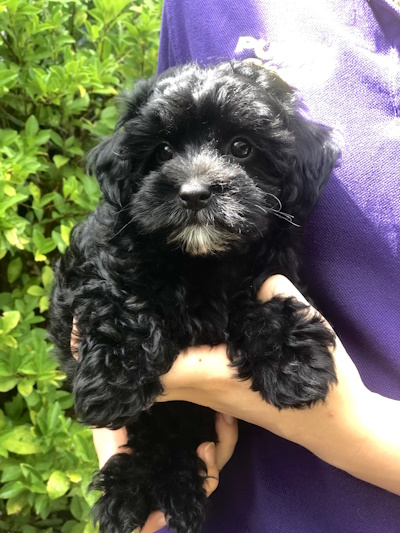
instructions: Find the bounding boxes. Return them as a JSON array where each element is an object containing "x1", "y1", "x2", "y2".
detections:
[{"x1": 49, "y1": 61, "x2": 339, "y2": 533}]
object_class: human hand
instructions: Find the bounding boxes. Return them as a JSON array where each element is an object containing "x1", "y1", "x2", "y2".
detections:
[
  {"x1": 158, "y1": 274, "x2": 363, "y2": 450},
  {"x1": 91, "y1": 412, "x2": 238, "y2": 533},
  {"x1": 158, "y1": 275, "x2": 400, "y2": 495}
]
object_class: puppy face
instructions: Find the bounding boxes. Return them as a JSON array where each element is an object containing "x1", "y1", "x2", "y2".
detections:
[{"x1": 90, "y1": 62, "x2": 339, "y2": 256}]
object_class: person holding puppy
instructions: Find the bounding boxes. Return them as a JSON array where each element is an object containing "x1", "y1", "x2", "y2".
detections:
[{"x1": 91, "y1": 1, "x2": 400, "y2": 532}]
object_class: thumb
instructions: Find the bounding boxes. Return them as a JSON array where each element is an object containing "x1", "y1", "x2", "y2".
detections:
[{"x1": 140, "y1": 510, "x2": 167, "y2": 533}]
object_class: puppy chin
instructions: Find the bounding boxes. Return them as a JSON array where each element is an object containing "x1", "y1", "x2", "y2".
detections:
[{"x1": 167, "y1": 225, "x2": 241, "y2": 256}]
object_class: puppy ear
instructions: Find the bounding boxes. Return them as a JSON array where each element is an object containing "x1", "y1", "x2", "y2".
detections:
[
  {"x1": 87, "y1": 77, "x2": 157, "y2": 207},
  {"x1": 228, "y1": 62, "x2": 339, "y2": 220},
  {"x1": 86, "y1": 134, "x2": 131, "y2": 207},
  {"x1": 283, "y1": 117, "x2": 340, "y2": 220},
  {"x1": 116, "y1": 77, "x2": 157, "y2": 126}
]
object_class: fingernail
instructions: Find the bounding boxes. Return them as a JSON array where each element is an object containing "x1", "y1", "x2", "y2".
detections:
[
  {"x1": 222, "y1": 413, "x2": 235, "y2": 425},
  {"x1": 204, "y1": 442, "x2": 216, "y2": 465}
]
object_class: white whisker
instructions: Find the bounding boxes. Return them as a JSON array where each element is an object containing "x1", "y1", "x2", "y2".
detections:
[
  {"x1": 264, "y1": 192, "x2": 283, "y2": 211},
  {"x1": 111, "y1": 219, "x2": 134, "y2": 239},
  {"x1": 247, "y1": 220, "x2": 264, "y2": 238},
  {"x1": 256, "y1": 194, "x2": 301, "y2": 228}
]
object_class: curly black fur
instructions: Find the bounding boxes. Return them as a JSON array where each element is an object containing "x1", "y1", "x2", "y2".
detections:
[{"x1": 48, "y1": 61, "x2": 339, "y2": 533}]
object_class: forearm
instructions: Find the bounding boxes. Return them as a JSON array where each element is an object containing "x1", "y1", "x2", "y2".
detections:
[
  {"x1": 287, "y1": 340, "x2": 400, "y2": 495},
  {"x1": 255, "y1": 368, "x2": 400, "y2": 495},
  {"x1": 323, "y1": 391, "x2": 400, "y2": 495},
  {"x1": 160, "y1": 341, "x2": 400, "y2": 496}
]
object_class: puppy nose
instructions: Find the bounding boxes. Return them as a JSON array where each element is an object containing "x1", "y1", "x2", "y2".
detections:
[{"x1": 179, "y1": 182, "x2": 212, "y2": 211}]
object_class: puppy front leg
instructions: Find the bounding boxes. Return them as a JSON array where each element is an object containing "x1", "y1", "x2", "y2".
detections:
[
  {"x1": 73, "y1": 314, "x2": 178, "y2": 428},
  {"x1": 228, "y1": 296, "x2": 337, "y2": 408}
]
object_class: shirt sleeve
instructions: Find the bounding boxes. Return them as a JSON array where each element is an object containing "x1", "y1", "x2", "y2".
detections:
[{"x1": 157, "y1": 0, "x2": 178, "y2": 73}]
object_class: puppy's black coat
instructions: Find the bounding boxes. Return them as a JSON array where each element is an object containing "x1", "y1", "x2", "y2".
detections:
[{"x1": 49, "y1": 62, "x2": 339, "y2": 533}]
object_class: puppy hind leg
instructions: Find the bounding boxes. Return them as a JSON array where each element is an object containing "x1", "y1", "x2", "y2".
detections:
[
  {"x1": 92, "y1": 453, "x2": 152, "y2": 533},
  {"x1": 228, "y1": 296, "x2": 337, "y2": 408},
  {"x1": 93, "y1": 447, "x2": 207, "y2": 533},
  {"x1": 151, "y1": 449, "x2": 208, "y2": 533}
]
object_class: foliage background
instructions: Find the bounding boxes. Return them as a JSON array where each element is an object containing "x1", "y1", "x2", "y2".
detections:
[{"x1": 0, "y1": 0, "x2": 162, "y2": 531}]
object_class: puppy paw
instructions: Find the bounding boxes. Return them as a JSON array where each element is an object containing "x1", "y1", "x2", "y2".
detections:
[
  {"x1": 228, "y1": 296, "x2": 337, "y2": 408},
  {"x1": 73, "y1": 341, "x2": 163, "y2": 428},
  {"x1": 92, "y1": 453, "x2": 151, "y2": 533},
  {"x1": 156, "y1": 455, "x2": 207, "y2": 533},
  {"x1": 167, "y1": 499, "x2": 206, "y2": 533},
  {"x1": 92, "y1": 446, "x2": 207, "y2": 533}
]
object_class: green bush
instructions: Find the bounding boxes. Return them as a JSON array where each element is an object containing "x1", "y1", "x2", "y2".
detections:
[{"x1": 0, "y1": 0, "x2": 162, "y2": 531}]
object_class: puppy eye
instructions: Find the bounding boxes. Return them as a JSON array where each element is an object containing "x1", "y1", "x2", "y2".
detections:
[
  {"x1": 230, "y1": 139, "x2": 253, "y2": 159},
  {"x1": 156, "y1": 143, "x2": 175, "y2": 163}
]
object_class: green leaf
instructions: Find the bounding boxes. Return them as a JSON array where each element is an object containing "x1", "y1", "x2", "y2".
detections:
[
  {"x1": 70, "y1": 494, "x2": 89, "y2": 521},
  {"x1": 17, "y1": 379, "x2": 35, "y2": 397},
  {"x1": 1, "y1": 465, "x2": 21, "y2": 483},
  {"x1": 0, "y1": 480, "x2": 26, "y2": 499},
  {"x1": 7, "y1": 257, "x2": 23, "y2": 284},
  {"x1": 0, "y1": 426, "x2": 41, "y2": 455},
  {"x1": 22, "y1": 526, "x2": 38, "y2": 533},
  {"x1": 65, "y1": 94, "x2": 90, "y2": 116},
  {"x1": 55, "y1": 390, "x2": 74, "y2": 410},
  {"x1": 4, "y1": 184, "x2": 16, "y2": 196},
  {"x1": 0, "y1": 377, "x2": 18, "y2": 393},
  {"x1": 61, "y1": 520, "x2": 80, "y2": 533},
  {"x1": 47, "y1": 470, "x2": 70, "y2": 500},
  {"x1": 40, "y1": 191, "x2": 58, "y2": 207},
  {"x1": 33, "y1": 229, "x2": 57, "y2": 255},
  {"x1": 63, "y1": 175, "x2": 78, "y2": 198},
  {"x1": 42, "y1": 265, "x2": 54, "y2": 289},
  {"x1": 34, "y1": 493, "x2": 50, "y2": 517},
  {"x1": 39, "y1": 295, "x2": 49, "y2": 313},
  {"x1": 19, "y1": 5, "x2": 41, "y2": 15},
  {"x1": 34, "y1": 130, "x2": 51, "y2": 145},
  {"x1": 0, "y1": 0, "x2": 162, "y2": 524},
  {"x1": 83, "y1": 522, "x2": 99, "y2": 533},
  {"x1": 53, "y1": 155, "x2": 70, "y2": 169},
  {"x1": 61, "y1": 224, "x2": 71, "y2": 245},
  {"x1": 0, "y1": 70, "x2": 19, "y2": 88},
  {"x1": 0, "y1": 194, "x2": 29, "y2": 216},
  {"x1": 29, "y1": 182, "x2": 41, "y2": 205},
  {"x1": 1, "y1": 310, "x2": 20, "y2": 334},
  {"x1": 66, "y1": 471, "x2": 82, "y2": 483},
  {"x1": 47, "y1": 402, "x2": 61, "y2": 432},
  {"x1": 25, "y1": 115, "x2": 39, "y2": 137},
  {"x1": 6, "y1": 491, "x2": 29, "y2": 514},
  {"x1": 27, "y1": 285, "x2": 44, "y2": 297},
  {"x1": 50, "y1": 131, "x2": 63, "y2": 147}
]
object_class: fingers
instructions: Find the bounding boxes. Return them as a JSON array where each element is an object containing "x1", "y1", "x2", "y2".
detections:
[
  {"x1": 197, "y1": 441, "x2": 219, "y2": 496},
  {"x1": 71, "y1": 317, "x2": 79, "y2": 360},
  {"x1": 215, "y1": 412, "x2": 239, "y2": 470},
  {"x1": 197, "y1": 412, "x2": 238, "y2": 497},
  {"x1": 259, "y1": 275, "x2": 335, "y2": 335},
  {"x1": 258, "y1": 274, "x2": 309, "y2": 305},
  {"x1": 140, "y1": 511, "x2": 167, "y2": 533},
  {"x1": 92, "y1": 426, "x2": 132, "y2": 469}
]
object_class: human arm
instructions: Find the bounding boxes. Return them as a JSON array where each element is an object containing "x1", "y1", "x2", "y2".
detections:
[
  {"x1": 158, "y1": 275, "x2": 400, "y2": 496},
  {"x1": 82, "y1": 273, "x2": 400, "y2": 532}
]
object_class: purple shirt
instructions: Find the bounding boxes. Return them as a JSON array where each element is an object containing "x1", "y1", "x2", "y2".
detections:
[{"x1": 158, "y1": 1, "x2": 400, "y2": 531}]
